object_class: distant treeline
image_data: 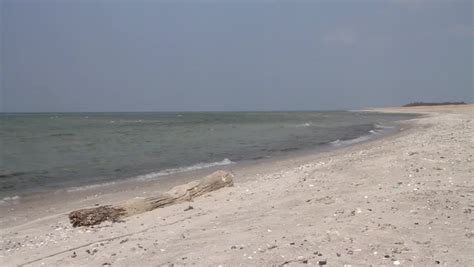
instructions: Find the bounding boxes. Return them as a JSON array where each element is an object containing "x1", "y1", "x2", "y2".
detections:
[{"x1": 403, "y1": 102, "x2": 467, "y2": 107}]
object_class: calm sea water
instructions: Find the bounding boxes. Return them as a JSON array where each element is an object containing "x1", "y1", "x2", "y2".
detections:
[{"x1": 0, "y1": 111, "x2": 414, "y2": 198}]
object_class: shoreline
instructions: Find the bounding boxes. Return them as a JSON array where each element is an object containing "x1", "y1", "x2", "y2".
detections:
[
  {"x1": 0, "y1": 111, "x2": 414, "y2": 198},
  {"x1": 0, "y1": 113, "x2": 415, "y2": 229},
  {"x1": 0, "y1": 110, "x2": 416, "y2": 201},
  {"x1": 1, "y1": 105, "x2": 472, "y2": 266}
]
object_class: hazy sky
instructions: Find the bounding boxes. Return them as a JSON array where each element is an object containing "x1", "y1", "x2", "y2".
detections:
[{"x1": 1, "y1": 0, "x2": 472, "y2": 112}]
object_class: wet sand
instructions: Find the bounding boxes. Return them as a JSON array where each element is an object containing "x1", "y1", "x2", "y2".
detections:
[{"x1": 1, "y1": 105, "x2": 473, "y2": 266}]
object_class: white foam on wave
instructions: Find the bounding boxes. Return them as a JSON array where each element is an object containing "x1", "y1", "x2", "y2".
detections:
[
  {"x1": 330, "y1": 135, "x2": 373, "y2": 147},
  {"x1": 0, "y1": 195, "x2": 20, "y2": 205},
  {"x1": 289, "y1": 122, "x2": 312, "y2": 128},
  {"x1": 127, "y1": 119, "x2": 144, "y2": 123},
  {"x1": 331, "y1": 124, "x2": 395, "y2": 147},
  {"x1": 375, "y1": 124, "x2": 395, "y2": 130},
  {"x1": 135, "y1": 158, "x2": 234, "y2": 181},
  {"x1": 63, "y1": 159, "x2": 234, "y2": 193},
  {"x1": 66, "y1": 181, "x2": 117, "y2": 193}
]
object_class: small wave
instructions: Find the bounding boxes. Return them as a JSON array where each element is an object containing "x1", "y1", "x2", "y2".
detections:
[
  {"x1": 331, "y1": 123, "x2": 396, "y2": 147},
  {"x1": 331, "y1": 128, "x2": 383, "y2": 147},
  {"x1": 289, "y1": 122, "x2": 312, "y2": 128},
  {"x1": 64, "y1": 159, "x2": 234, "y2": 193},
  {"x1": 375, "y1": 124, "x2": 395, "y2": 130},
  {"x1": 330, "y1": 134, "x2": 373, "y2": 147},
  {"x1": 0, "y1": 195, "x2": 20, "y2": 205},
  {"x1": 66, "y1": 181, "x2": 117, "y2": 193},
  {"x1": 370, "y1": 124, "x2": 396, "y2": 135},
  {"x1": 119, "y1": 119, "x2": 144, "y2": 124},
  {"x1": 0, "y1": 172, "x2": 27, "y2": 178},
  {"x1": 2, "y1": 195, "x2": 20, "y2": 201},
  {"x1": 135, "y1": 158, "x2": 234, "y2": 181}
]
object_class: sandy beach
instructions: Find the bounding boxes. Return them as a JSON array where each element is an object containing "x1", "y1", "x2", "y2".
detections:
[{"x1": 1, "y1": 105, "x2": 473, "y2": 266}]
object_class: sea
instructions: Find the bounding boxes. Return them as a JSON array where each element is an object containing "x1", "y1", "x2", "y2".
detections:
[{"x1": 0, "y1": 111, "x2": 415, "y2": 199}]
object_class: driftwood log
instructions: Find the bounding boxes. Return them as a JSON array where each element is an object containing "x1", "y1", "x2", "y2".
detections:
[{"x1": 68, "y1": 170, "x2": 234, "y2": 227}]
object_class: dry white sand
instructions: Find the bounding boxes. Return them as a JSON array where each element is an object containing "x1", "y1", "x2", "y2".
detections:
[{"x1": 1, "y1": 105, "x2": 473, "y2": 266}]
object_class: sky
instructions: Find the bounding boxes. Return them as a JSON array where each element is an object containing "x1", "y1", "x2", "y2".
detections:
[{"x1": 1, "y1": 0, "x2": 473, "y2": 112}]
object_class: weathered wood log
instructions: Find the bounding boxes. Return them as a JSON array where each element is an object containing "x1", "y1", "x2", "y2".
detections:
[{"x1": 69, "y1": 170, "x2": 234, "y2": 227}]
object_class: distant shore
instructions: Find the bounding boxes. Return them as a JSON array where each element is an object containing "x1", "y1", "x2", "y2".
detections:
[
  {"x1": 402, "y1": 101, "x2": 468, "y2": 107},
  {"x1": 1, "y1": 104, "x2": 473, "y2": 266}
]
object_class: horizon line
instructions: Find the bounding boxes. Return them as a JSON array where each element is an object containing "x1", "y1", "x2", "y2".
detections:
[{"x1": 0, "y1": 108, "x2": 366, "y2": 114}]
